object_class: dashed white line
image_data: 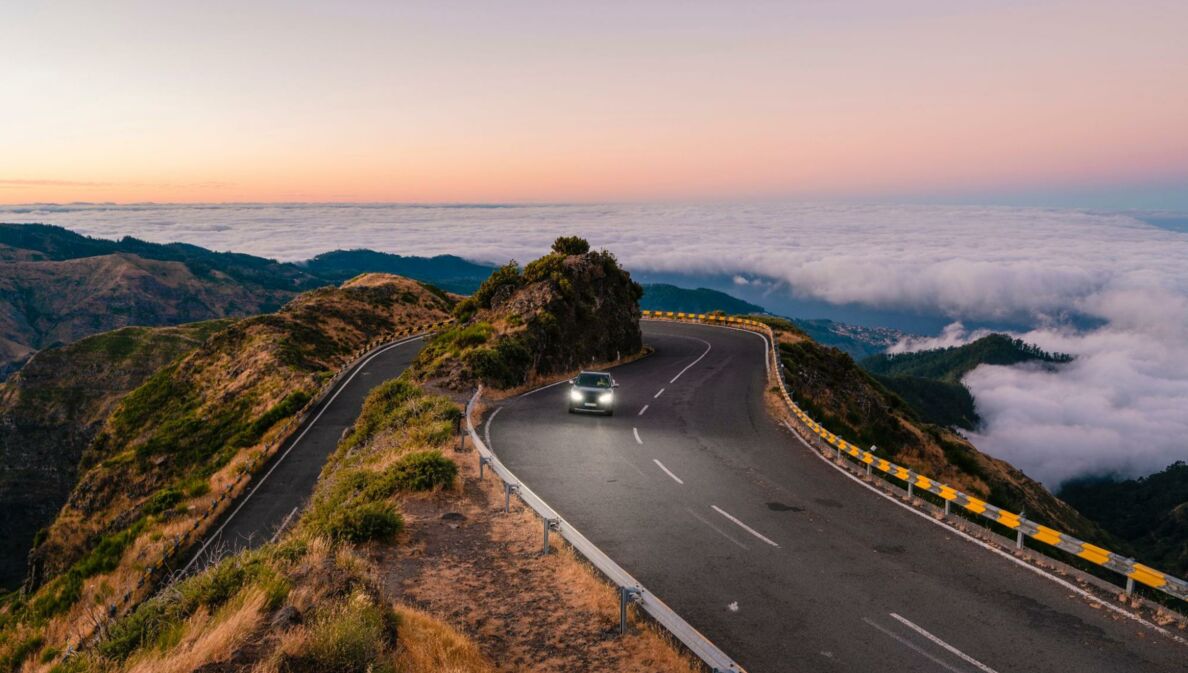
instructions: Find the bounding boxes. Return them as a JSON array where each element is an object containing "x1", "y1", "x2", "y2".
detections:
[
  {"x1": 862, "y1": 618, "x2": 963, "y2": 673},
  {"x1": 711, "y1": 505, "x2": 779, "y2": 547},
  {"x1": 654, "y1": 388, "x2": 665, "y2": 399},
  {"x1": 633, "y1": 427, "x2": 643, "y2": 445},
  {"x1": 653, "y1": 459, "x2": 684, "y2": 485},
  {"x1": 638, "y1": 404, "x2": 649, "y2": 416},
  {"x1": 670, "y1": 338, "x2": 712, "y2": 384},
  {"x1": 686, "y1": 507, "x2": 749, "y2": 550},
  {"x1": 781, "y1": 421, "x2": 1187, "y2": 645},
  {"x1": 890, "y1": 613, "x2": 1000, "y2": 673}
]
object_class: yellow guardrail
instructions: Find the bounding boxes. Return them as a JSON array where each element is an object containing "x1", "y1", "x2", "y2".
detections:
[{"x1": 640, "y1": 310, "x2": 1188, "y2": 603}]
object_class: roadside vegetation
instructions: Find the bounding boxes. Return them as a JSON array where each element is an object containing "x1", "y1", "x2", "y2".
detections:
[{"x1": 0, "y1": 275, "x2": 453, "y2": 671}]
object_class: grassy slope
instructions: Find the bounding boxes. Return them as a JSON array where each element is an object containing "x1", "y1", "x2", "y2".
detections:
[
  {"x1": 0, "y1": 274, "x2": 452, "y2": 669},
  {"x1": 762, "y1": 317, "x2": 1097, "y2": 538},
  {"x1": 0, "y1": 320, "x2": 233, "y2": 591}
]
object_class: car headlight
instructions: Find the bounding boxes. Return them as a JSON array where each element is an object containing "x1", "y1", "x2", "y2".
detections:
[
  {"x1": 570, "y1": 389, "x2": 583, "y2": 402},
  {"x1": 599, "y1": 392, "x2": 614, "y2": 404}
]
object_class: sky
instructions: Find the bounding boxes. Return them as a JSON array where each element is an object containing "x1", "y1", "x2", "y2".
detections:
[{"x1": 2, "y1": 0, "x2": 1187, "y2": 207}]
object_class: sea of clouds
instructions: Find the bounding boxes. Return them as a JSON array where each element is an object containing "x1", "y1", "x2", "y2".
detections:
[{"x1": 3, "y1": 201, "x2": 1185, "y2": 486}]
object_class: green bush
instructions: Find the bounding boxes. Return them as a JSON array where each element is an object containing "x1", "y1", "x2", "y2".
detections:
[
  {"x1": 244, "y1": 390, "x2": 312, "y2": 441},
  {"x1": 551, "y1": 235, "x2": 590, "y2": 255},
  {"x1": 326, "y1": 502, "x2": 403, "y2": 543},
  {"x1": 0, "y1": 634, "x2": 44, "y2": 671},
  {"x1": 464, "y1": 335, "x2": 533, "y2": 388},
  {"x1": 143, "y1": 487, "x2": 183, "y2": 515},
  {"x1": 390, "y1": 451, "x2": 457, "y2": 491},
  {"x1": 283, "y1": 594, "x2": 397, "y2": 673},
  {"x1": 471, "y1": 261, "x2": 523, "y2": 309}
]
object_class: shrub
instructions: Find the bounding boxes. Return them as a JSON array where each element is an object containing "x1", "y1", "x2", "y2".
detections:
[
  {"x1": 390, "y1": 451, "x2": 457, "y2": 491},
  {"x1": 551, "y1": 235, "x2": 590, "y2": 255},
  {"x1": 326, "y1": 502, "x2": 403, "y2": 543},
  {"x1": 283, "y1": 593, "x2": 397, "y2": 673},
  {"x1": 471, "y1": 261, "x2": 523, "y2": 310},
  {"x1": 0, "y1": 634, "x2": 44, "y2": 671},
  {"x1": 244, "y1": 390, "x2": 312, "y2": 441},
  {"x1": 143, "y1": 487, "x2": 183, "y2": 515}
]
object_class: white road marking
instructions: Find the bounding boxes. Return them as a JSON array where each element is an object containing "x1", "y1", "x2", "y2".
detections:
[
  {"x1": 686, "y1": 507, "x2": 749, "y2": 550},
  {"x1": 638, "y1": 404, "x2": 649, "y2": 416},
  {"x1": 711, "y1": 505, "x2": 779, "y2": 547},
  {"x1": 890, "y1": 613, "x2": 1000, "y2": 673},
  {"x1": 863, "y1": 618, "x2": 964, "y2": 673},
  {"x1": 485, "y1": 406, "x2": 502, "y2": 450},
  {"x1": 670, "y1": 337, "x2": 712, "y2": 384},
  {"x1": 654, "y1": 387, "x2": 665, "y2": 399},
  {"x1": 653, "y1": 459, "x2": 684, "y2": 484},
  {"x1": 633, "y1": 427, "x2": 643, "y2": 445},
  {"x1": 781, "y1": 421, "x2": 1188, "y2": 646},
  {"x1": 183, "y1": 335, "x2": 424, "y2": 575}
]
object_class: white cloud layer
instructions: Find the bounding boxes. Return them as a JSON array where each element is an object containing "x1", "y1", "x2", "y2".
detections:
[{"x1": 3, "y1": 201, "x2": 1186, "y2": 485}]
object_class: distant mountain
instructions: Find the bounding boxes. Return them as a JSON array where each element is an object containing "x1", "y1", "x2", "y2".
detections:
[
  {"x1": 0, "y1": 224, "x2": 497, "y2": 378},
  {"x1": 301, "y1": 249, "x2": 495, "y2": 294},
  {"x1": 859, "y1": 334, "x2": 1073, "y2": 430},
  {"x1": 1059, "y1": 462, "x2": 1188, "y2": 578},
  {"x1": 792, "y1": 318, "x2": 907, "y2": 360},
  {"x1": 640, "y1": 283, "x2": 765, "y2": 315}
]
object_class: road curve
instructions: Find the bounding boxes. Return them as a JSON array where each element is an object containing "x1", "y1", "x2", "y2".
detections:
[
  {"x1": 184, "y1": 336, "x2": 426, "y2": 573},
  {"x1": 487, "y1": 320, "x2": 1188, "y2": 673}
]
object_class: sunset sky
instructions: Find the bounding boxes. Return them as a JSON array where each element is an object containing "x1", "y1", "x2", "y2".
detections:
[{"x1": 2, "y1": 1, "x2": 1186, "y2": 207}]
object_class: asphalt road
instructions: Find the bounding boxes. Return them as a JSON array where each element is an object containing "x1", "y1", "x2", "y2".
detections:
[
  {"x1": 183, "y1": 336, "x2": 426, "y2": 573},
  {"x1": 487, "y1": 320, "x2": 1188, "y2": 673}
]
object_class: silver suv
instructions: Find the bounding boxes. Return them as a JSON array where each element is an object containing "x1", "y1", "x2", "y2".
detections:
[{"x1": 567, "y1": 371, "x2": 618, "y2": 415}]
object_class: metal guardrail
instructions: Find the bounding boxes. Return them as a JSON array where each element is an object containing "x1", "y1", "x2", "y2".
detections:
[
  {"x1": 465, "y1": 388, "x2": 745, "y2": 673},
  {"x1": 641, "y1": 310, "x2": 1188, "y2": 604},
  {"x1": 64, "y1": 318, "x2": 454, "y2": 656}
]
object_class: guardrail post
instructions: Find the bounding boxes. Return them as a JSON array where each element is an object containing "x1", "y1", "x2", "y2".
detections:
[
  {"x1": 1126, "y1": 576, "x2": 1135, "y2": 595},
  {"x1": 944, "y1": 499, "x2": 951, "y2": 516},
  {"x1": 907, "y1": 472, "x2": 915, "y2": 498},
  {"x1": 619, "y1": 587, "x2": 641, "y2": 635},
  {"x1": 543, "y1": 517, "x2": 559, "y2": 554},
  {"x1": 504, "y1": 483, "x2": 518, "y2": 513},
  {"x1": 456, "y1": 416, "x2": 465, "y2": 452},
  {"x1": 478, "y1": 455, "x2": 491, "y2": 479}
]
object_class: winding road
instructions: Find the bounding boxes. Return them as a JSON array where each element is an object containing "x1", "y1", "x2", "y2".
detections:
[
  {"x1": 486, "y1": 320, "x2": 1188, "y2": 673},
  {"x1": 183, "y1": 335, "x2": 426, "y2": 573}
]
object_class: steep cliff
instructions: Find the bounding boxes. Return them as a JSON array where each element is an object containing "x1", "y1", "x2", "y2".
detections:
[{"x1": 0, "y1": 321, "x2": 232, "y2": 590}]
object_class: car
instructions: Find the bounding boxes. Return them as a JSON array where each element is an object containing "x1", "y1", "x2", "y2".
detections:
[{"x1": 567, "y1": 371, "x2": 619, "y2": 415}]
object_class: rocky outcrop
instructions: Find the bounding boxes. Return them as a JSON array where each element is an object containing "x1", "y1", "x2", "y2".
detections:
[{"x1": 414, "y1": 237, "x2": 643, "y2": 390}]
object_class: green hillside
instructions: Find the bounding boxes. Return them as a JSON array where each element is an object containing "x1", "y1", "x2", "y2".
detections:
[
  {"x1": 639, "y1": 283, "x2": 765, "y2": 315},
  {"x1": 303, "y1": 249, "x2": 496, "y2": 294},
  {"x1": 859, "y1": 334, "x2": 1072, "y2": 430},
  {"x1": 1059, "y1": 462, "x2": 1188, "y2": 578},
  {"x1": 862, "y1": 333, "x2": 1072, "y2": 382}
]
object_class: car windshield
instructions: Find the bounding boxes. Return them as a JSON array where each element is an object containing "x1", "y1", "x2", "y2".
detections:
[{"x1": 575, "y1": 373, "x2": 612, "y2": 388}]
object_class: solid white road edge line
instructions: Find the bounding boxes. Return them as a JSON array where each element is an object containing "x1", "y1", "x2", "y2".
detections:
[
  {"x1": 638, "y1": 404, "x2": 649, "y2": 416},
  {"x1": 687, "y1": 507, "x2": 749, "y2": 550},
  {"x1": 670, "y1": 337, "x2": 712, "y2": 383},
  {"x1": 890, "y1": 613, "x2": 1000, "y2": 673},
  {"x1": 782, "y1": 421, "x2": 1188, "y2": 646},
  {"x1": 484, "y1": 406, "x2": 502, "y2": 450},
  {"x1": 182, "y1": 335, "x2": 423, "y2": 574},
  {"x1": 711, "y1": 505, "x2": 780, "y2": 547},
  {"x1": 633, "y1": 427, "x2": 643, "y2": 445},
  {"x1": 862, "y1": 617, "x2": 964, "y2": 673},
  {"x1": 653, "y1": 459, "x2": 685, "y2": 485},
  {"x1": 654, "y1": 387, "x2": 665, "y2": 399}
]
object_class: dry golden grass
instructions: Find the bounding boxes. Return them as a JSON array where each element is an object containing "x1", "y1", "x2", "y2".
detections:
[
  {"x1": 124, "y1": 586, "x2": 267, "y2": 673},
  {"x1": 394, "y1": 605, "x2": 497, "y2": 673}
]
